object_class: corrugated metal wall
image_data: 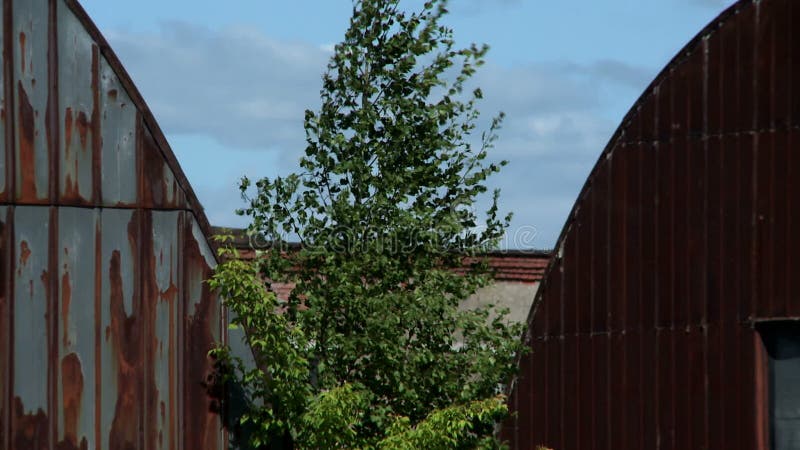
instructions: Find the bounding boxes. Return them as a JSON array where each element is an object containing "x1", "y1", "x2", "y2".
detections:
[
  {"x1": 503, "y1": 0, "x2": 800, "y2": 448},
  {"x1": 0, "y1": 1, "x2": 228, "y2": 449}
]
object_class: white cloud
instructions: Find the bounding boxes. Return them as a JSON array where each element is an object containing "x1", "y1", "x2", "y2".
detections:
[{"x1": 106, "y1": 22, "x2": 650, "y2": 247}]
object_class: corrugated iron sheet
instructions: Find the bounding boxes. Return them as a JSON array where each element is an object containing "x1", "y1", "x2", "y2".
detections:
[
  {"x1": 0, "y1": 0, "x2": 227, "y2": 448},
  {"x1": 505, "y1": 0, "x2": 800, "y2": 448}
]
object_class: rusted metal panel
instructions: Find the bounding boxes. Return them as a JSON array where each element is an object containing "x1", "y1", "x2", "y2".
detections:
[
  {"x1": 640, "y1": 143, "x2": 656, "y2": 329},
  {"x1": 771, "y1": 131, "x2": 788, "y2": 317},
  {"x1": 576, "y1": 334, "x2": 592, "y2": 450},
  {"x1": 719, "y1": 133, "x2": 738, "y2": 325},
  {"x1": 575, "y1": 204, "x2": 591, "y2": 334},
  {"x1": 672, "y1": 137, "x2": 689, "y2": 327},
  {"x1": 771, "y1": 0, "x2": 791, "y2": 129},
  {"x1": 146, "y1": 210, "x2": 181, "y2": 450},
  {"x1": 792, "y1": 0, "x2": 800, "y2": 125},
  {"x1": 755, "y1": 132, "x2": 772, "y2": 318},
  {"x1": 623, "y1": 331, "x2": 641, "y2": 448},
  {"x1": 138, "y1": 120, "x2": 186, "y2": 210},
  {"x1": 519, "y1": 346, "x2": 547, "y2": 444},
  {"x1": 787, "y1": 130, "x2": 800, "y2": 317},
  {"x1": 590, "y1": 161, "x2": 609, "y2": 334},
  {"x1": 13, "y1": 0, "x2": 50, "y2": 203},
  {"x1": 99, "y1": 207, "x2": 141, "y2": 450},
  {"x1": 755, "y1": 0, "x2": 776, "y2": 130},
  {"x1": 561, "y1": 227, "x2": 576, "y2": 336},
  {"x1": 591, "y1": 334, "x2": 609, "y2": 449},
  {"x1": 608, "y1": 146, "x2": 626, "y2": 333},
  {"x1": 687, "y1": 138, "x2": 706, "y2": 325},
  {"x1": 656, "y1": 330, "x2": 675, "y2": 450},
  {"x1": 0, "y1": 2, "x2": 7, "y2": 202},
  {"x1": 545, "y1": 338, "x2": 561, "y2": 449},
  {"x1": 737, "y1": 133, "x2": 755, "y2": 321},
  {"x1": 640, "y1": 330, "x2": 657, "y2": 449},
  {"x1": 624, "y1": 145, "x2": 641, "y2": 332},
  {"x1": 608, "y1": 332, "x2": 626, "y2": 450},
  {"x1": 544, "y1": 259, "x2": 561, "y2": 338},
  {"x1": 183, "y1": 213, "x2": 222, "y2": 450},
  {"x1": 737, "y1": 327, "x2": 758, "y2": 449},
  {"x1": 736, "y1": 5, "x2": 757, "y2": 132},
  {"x1": 706, "y1": 136, "x2": 722, "y2": 324},
  {"x1": 688, "y1": 329, "x2": 707, "y2": 448},
  {"x1": 58, "y1": 2, "x2": 98, "y2": 204},
  {"x1": 57, "y1": 207, "x2": 98, "y2": 449},
  {"x1": 655, "y1": 137, "x2": 674, "y2": 328},
  {"x1": 706, "y1": 27, "x2": 723, "y2": 135},
  {"x1": 99, "y1": 56, "x2": 136, "y2": 207},
  {"x1": 561, "y1": 335, "x2": 578, "y2": 450},
  {"x1": 706, "y1": 324, "x2": 723, "y2": 448},
  {"x1": 673, "y1": 330, "x2": 690, "y2": 450},
  {"x1": 12, "y1": 206, "x2": 50, "y2": 449},
  {"x1": 0, "y1": 205, "x2": 8, "y2": 450}
]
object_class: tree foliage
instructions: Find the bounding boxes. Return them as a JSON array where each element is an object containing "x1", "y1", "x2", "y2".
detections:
[{"x1": 210, "y1": 0, "x2": 525, "y2": 447}]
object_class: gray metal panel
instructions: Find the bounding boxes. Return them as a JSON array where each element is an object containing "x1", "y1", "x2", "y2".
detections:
[
  {"x1": 149, "y1": 210, "x2": 180, "y2": 450},
  {"x1": 0, "y1": 3, "x2": 7, "y2": 200},
  {"x1": 12, "y1": 206, "x2": 50, "y2": 440},
  {"x1": 184, "y1": 213, "x2": 222, "y2": 450},
  {"x1": 100, "y1": 207, "x2": 141, "y2": 450},
  {"x1": 139, "y1": 123, "x2": 186, "y2": 210},
  {"x1": 99, "y1": 57, "x2": 136, "y2": 206},
  {"x1": 57, "y1": 207, "x2": 97, "y2": 448},
  {"x1": 0, "y1": 205, "x2": 8, "y2": 450},
  {"x1": 13, "y1": 0, "x2": 50, "y2": 202},
  {"x1": 58, "y1": 2, "x2": 97, "y2": 203}
]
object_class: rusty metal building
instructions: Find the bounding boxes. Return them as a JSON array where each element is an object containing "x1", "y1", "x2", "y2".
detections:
[
  {"x1": 0, "y1": 1, "x2": 228, "y2": 449},
  {"x1": 503, "y1": 0, "x2": 800, "y2": 448}
]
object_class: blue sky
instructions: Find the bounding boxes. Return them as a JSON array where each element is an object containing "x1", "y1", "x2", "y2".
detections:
[{"x1": 80, "y1": 0, "x2": 735, "y2": 248}]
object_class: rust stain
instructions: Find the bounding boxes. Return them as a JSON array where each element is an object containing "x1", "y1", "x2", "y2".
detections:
[
  {"x1": 19, "y1": 241, "x2": 31, "y2": 266},
  {"x1": 107, "y1": 211, "x2": 159, "y2": 450},
  {"x1": 107, "y1": 249, "x2": 141, "y2": 450},
  {"x1": 91, "y1": 46, "x2": 101, "y2": 204},
  {"x1": 18, "y1": 32, "x2": 26, "y2": 74},
  {"x1": 59, "y1": 353, "x2": 84, "y2": 448},
  {"x1": 61, "y1": 266, "x2": 72, "y2": 347},
  {"x1": 94, "y1": 219, "x2": 102, "y2": 450},
  {"x1": 75, "y1": 111, "x2": 89, "y2": 150},
  {"x1": 17, "y1": 82, "x2": 38, "y2": 200},
  {"x1": 107, "y1": 89, "x2": 118, "y2": 101},
  {"x1": 12, "y1": 398, "x2": 48, "y2": 450},
  {"x1": 64, "y1": 107, "x2": 73, "y2": 158},
  {"x1": 139, "y1": 211, "x2": 159, "y2": 450},
  {"x1": 184, "y1": 229, "x2": 221, "y2": 450}
]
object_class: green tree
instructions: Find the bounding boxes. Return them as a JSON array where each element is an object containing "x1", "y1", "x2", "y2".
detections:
[{"x1": 210, "y1": 0, "x2": 525, "y2": 447}]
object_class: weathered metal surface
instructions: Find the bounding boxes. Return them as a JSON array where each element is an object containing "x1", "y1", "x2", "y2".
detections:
[
  {"x1": 99, "y1": 207, "x2": 139, "y2": 450},
  {"x1": 505, "y1": 0, "x2": 800, "y2": 448},
  {"x1": 0, "y1": 206, "x2": 7, "y2": 450},
  {"x1": 57, "y1": 207, "x2": 97, "y2": 449},
  {"x1": 147, "y1": 210, "x2": 181, "y2": 450},
  {"x1": 99, "y1": 57, "x2": 136, "y2": 207},
  {"x1": 0, "y1": 6, "x2": 7, "y2": 202},
  {"x1": 1, "y1": 0, "x2": 225, "y2": 448},
  {"x1": 58, "y1": 2, "x2": 98, "y2": 204},
  {"x1": 184, "y1": 214, "x2": 223, "y2": 450},
  {"x1": 139, "y1": 119, "x2": 186, "y2": 210},
  {"x1": 12, "y1": 206, "x2": 50, "y2": 449},
  {"x1": 13, "y1": 0, "x2": 50, "y2": 203}
]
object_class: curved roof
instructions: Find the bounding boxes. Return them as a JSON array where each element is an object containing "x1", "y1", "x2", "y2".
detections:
[
  {"x1": 523, "y1": 0, "x2": 753, "y2": 333},
  {"x1": 62, "y1": 0, "x2": 217, "y2": 250}
]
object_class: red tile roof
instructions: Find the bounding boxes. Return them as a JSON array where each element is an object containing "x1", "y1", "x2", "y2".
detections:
[{"x1": 212, "y1": 227, "x2": 551, "y2": 300}]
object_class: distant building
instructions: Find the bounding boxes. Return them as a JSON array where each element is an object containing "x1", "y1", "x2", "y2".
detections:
[{"x1": 215, "y1": 227, "x2": 551, "y2": 326}]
